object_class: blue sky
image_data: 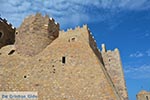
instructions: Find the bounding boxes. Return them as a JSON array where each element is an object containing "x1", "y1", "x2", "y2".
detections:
[{"x1": 1, "y1": 0, "x2": 150, "y2": 100}]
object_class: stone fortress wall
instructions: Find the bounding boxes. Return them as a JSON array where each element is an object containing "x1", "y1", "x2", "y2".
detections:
[
  {"x1": 59, "y1": 25, "x2": 124, "y2": 100},
  {"x1": 101, "y1": 44, "x2": 128, "y2": 100},
  {"x1": 0, "y1": 13, "x2": 128, "y2": 100}
]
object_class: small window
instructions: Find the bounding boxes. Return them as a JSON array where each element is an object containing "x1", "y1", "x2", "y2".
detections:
[
  {"x1": 71, "y1": 37, "x2": 75, "y2": 41},
  {"x1": 0, "y1": 32, "x2": 3, "y2": 38},
  {"x1": 62, "y1": 56, "x2": 66, "y2": 64},
  {"x1": 8, "y1": 50, "x2": 15, "y2": 55},
  {"x1": 24, "y1": 75, "x2": 27, "y2": 78},
  {"x1": 68, "y1": 37, "x2": 76, "y2": 42}
]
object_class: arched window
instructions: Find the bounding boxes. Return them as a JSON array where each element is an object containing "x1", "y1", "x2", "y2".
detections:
[{"x1": 0, "y1": 32, "x2": 3, "y2": 38}]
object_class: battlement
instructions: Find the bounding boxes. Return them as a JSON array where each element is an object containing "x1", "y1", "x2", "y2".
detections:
[
  {"x1": 0, "y1": 17, "x2": 16, "y2": 30},
  {"x1": 60, "y1": 24, "x2": 88, "y2": 33},
  {"x1": 59, "y1": 24, "x2": 90, "y2": 45},
  {"x1": 101, "y1": 44, "x2": 119, "y2": 53}
]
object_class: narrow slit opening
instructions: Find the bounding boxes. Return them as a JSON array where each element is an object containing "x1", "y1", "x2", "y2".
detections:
[
  {"x1": 8, "y1": 50, "x2": 15, "y2": 55},
  {"x1": 62, "y1": 56, "x2": 66, "y2": 64}
]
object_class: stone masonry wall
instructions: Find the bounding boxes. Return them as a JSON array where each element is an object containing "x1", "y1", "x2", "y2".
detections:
[
  {"x1": 0, "y1": 14, "x2": 128, "y2": 100},
  {"x1": 87, "y1": 27, "x2": 124, "y2": 99},
  {"x1": 101, "y1": 44, "x2": 128, "y2": 100},
  {"x1": 1, "y1": 25, "x2": 120, "y2": 100},
  {"x1": 0, "y1": 17, "x2": 15, "y2": 48},
  {"x1": 15, "y1": 13, "x2": 59, "y2": 56},
  {"x1": 60, "y1": 26, "x2": 123, "y2": 100}
]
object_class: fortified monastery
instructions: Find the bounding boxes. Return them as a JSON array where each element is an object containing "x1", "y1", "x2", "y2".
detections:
[{"x1": 0, "y1": 13, "x2": 128, "y2": 100}]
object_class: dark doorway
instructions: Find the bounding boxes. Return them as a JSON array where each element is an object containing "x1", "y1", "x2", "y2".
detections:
[
  {"x1": 62, "y1": 56, "x2": 66, "y2": 64},
  {"x1": 0, "y1": 32, "x2": 3, "y2": 38}
]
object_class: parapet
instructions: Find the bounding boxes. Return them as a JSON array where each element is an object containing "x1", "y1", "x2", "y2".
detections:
[{"x1": 101, "y1": 44, "x2": 120, "y2": 54}]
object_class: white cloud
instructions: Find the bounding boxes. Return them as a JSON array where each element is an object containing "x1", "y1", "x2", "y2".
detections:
[
  {"x1": 125, "y1": 65, "x2": 150, "y2": 79},
  {"x1": 118, "y1": 0, "x2": 150, "y2": 10},
  {"x1": 146, "y1": 50, "x2": 150, "y2": 56},
  {"x1": 145, "y1": 33, "x2": 150, "y2": 37},
  {"x1": 129, "y1": 49, "x2": 150, "y2": 58},
  {"x1": 0, "y1": 0, "x2": 150, "y2": 28},
  {"x1": 130, "y1": 51, "x2": 144, "y2": 58}
]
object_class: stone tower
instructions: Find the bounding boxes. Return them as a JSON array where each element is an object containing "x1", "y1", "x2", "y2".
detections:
[
  {"x1": 0, "y1": 17, "x2": 16, "y2": 48},
  {"x1": 137, "y1": 90, "x2": 150, "y2": 100},
  {"x1": 15, "y1": 13, "x2": 59, "y2": 56},
  {"x1": 101, "y1": 44, "x2": 128, "y2": 100}
]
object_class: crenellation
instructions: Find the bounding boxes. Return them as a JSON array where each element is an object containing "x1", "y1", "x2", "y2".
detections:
[
  {"x1": 90, "y1": 32, "x2": 93, "y2": 35},
  {"x1": 59, "y1": 30, "x2": 65, "y2": 33},
  {"x1": 3, "y1": 18, "x2": 7, "y2": 23},
  {"x1": 107, "y1": 50, "x2": 112, "y2": 52},
  {"x1": 75, "y1": 26, "x2": 80, "y2": 30},
  {"x1": 102, "y1": 44, "x2": 107, "y2": 52},
  {"x1": 35, "y1": 13, "x2": 42, "y2": 17},
  {"x1": 115, "y1": 48, "x2": 119, "y2": 51},
  {"x1": 67, "y1": 28, "x2": 73, "y2": 32},
  {"x1": 59, "y1": 25, "x2": 89, "y2": 39},
  {"x1": 6, "y1": 21, "x2": 11, "y2": 26},
  {"x1": 45, "y1": 14, "x2": 49, "y2": 19},
  {"x1": 49, "y1": 17, "x2": 54, "y2": 21},
  {"x1": 92, "y1": 36, "x2": 94, "y2": 39},
  {"x1": 54, "y1": 21, "x2": 58, "y2": 25},
  {"x1": 11, "y1": 26, "x2": 15, "y2": 30},
  {"x1": 83, "y1": 24, "x2": 88, "y2": 29},
  {"x1": 94, "y1": 40, "x2": 96, "y2": 43}
]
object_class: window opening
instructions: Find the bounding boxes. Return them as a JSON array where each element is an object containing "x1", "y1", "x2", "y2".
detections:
[
  {"x1": 24, "y1": 76, "x2": 27, "y2": 78},
  {"x1": 8, "y1": 50, "x2": 15, "y2": 55},
  {"x1": 62, "y1": 56, "x2": 66, "y2": 64},
  {"x1": 0, "y1": 32, "x2": 3, "y2": 38}
]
